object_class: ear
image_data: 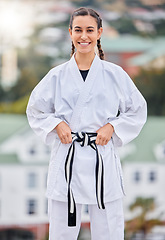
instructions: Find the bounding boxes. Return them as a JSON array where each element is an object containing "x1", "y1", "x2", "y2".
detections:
[
  {"x1": 69, "y1": 28, "x2": 72, "y2": 38},
  {"x1": 97, "y1": 27, "x2": 103, "y2": 40}
]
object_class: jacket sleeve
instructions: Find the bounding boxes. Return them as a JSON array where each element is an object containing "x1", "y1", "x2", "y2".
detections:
[
  {"x1": 109, "y1": 69, "x2": 147, "y2": 147},
  {"x1": 26, "y1": 70, "x2": 62, "y2": 145}
]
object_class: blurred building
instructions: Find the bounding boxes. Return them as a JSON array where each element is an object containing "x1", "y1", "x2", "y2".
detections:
[
  {"x1": 102, "y1": 36, "x2": 165, "y2": 77},
  {"x1": 129, "y1": 38, "x2": 165, "y2": 70},
  {"x1": 0, "y1": 114, "x2": 49, "y2": 239},
  {"x1": 1, "y1": 48, "x2": 18, "y2": 90},
  {"x1": 141, "y1": 0, "x2": 165, "y2": 5},
  {"x1": 121, "y1": 117, "x2": 165, "y2": 224},
  {"x1": 0, "y1": 114, "x2": 89, "y2": 240}
]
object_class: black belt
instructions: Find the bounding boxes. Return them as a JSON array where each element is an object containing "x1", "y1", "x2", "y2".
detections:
[{"x1": 65, "y1": 132, "x2": 105, "y2": 227}]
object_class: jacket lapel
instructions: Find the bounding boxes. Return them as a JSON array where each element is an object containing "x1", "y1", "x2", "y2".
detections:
[{"x1": 69, "y1": 54, "x2": 101, "y2": 131}]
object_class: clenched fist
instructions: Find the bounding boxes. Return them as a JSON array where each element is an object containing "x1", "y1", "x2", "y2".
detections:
[
  {"x1": 96, "y1": 123, "x2": 114, "y2": 146},
  {"x1": 55, "y1": 121, "x2": 72, "y2": 144}
]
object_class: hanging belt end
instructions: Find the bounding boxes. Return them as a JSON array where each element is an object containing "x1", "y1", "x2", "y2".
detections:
[{"x1": 68, "y1": 211, "x2": 76, "y2": 227}]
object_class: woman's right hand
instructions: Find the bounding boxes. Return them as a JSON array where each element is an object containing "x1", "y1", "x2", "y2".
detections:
[{"x1": 55, "y1": 121, "x2": 72, "y2": 144}]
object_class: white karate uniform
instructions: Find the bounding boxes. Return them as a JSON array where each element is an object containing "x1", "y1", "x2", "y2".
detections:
[
  {"x1": 48, "y1": 198, "x2": 124, "y2": 240},
  {"x1": 26, "y1": 53, "x2": 147, "y2": 239}
]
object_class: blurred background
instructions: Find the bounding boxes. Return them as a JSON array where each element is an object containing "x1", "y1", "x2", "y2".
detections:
[{"x1": 0, "y1": 0, "x2": 165, "y2": 239}]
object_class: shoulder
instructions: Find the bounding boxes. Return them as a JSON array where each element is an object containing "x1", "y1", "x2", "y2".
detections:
[
  {"x1": 101, "y1": 59, "x2": 124, "y2": 74},
  {"x1": 49, "y1": 60, "x2": 70, "y2": 76},
  {"x1": 38, "y1": 60, "x2": 69, "y2": 84},
  {"x1": 101, "y1": 59, "x2": 137, "y2": 94},
  {"x1": 31, "y1": 60, "x2": 70, "y2": 95},
  {"x1": 100, "y1": 59, "x2": 131, "y2": 84}
]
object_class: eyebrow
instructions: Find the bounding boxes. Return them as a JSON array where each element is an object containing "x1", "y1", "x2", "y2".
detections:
[{"x1": 74, "y1": 26, "x2": 95, "y2": 29}]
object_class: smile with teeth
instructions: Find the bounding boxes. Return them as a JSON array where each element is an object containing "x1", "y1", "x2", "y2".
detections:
[{"x1": 78, "y1": 42, "x2": 91, "y2": 46}]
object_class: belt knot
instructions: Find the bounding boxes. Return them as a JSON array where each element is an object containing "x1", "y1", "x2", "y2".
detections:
[
  {"x1": 65, "y1": 131, "x2": 105, "y2": 227},
  {"x1": 72, "y1": 132, "x2": 97, "y2": 147}
]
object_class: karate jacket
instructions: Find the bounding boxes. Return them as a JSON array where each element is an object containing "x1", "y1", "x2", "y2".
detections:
[{"x1": 26, "y1": 53, "x2": 147, "y2": 205}]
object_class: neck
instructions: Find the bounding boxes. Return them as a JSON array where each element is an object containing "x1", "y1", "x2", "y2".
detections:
[{"x1": 75, "y1": 51, "x2": 95, "y2": 70}]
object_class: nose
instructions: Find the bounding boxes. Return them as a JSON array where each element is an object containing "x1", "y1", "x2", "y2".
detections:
[{"x1": 81, "y1": 30, "x2": 87, "y2": 40}]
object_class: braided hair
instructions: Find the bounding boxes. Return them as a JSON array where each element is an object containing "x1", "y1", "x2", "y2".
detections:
[
  {"x1": 71, "y1": 41, "x2": 75, "y2": 57},
  {"x1": 69, "y1": 7, "x2": 105, "y2": 60}
]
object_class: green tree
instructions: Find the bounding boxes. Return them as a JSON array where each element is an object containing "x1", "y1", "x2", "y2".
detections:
[
  {"x1": 0, "y1": 47, "x2": 52, "y2": 114},
  {"x1": 125, "y1": 197, "x2": 163, "y2": 239},
  {"x1": 0, "y1": 84, "x2": 5, "y2": 102},
  {"x1": 7, "y1": 68, "x2": 38, "y2": 102},
  {"x1": 154, "y1": 20, "x2": 165, "y2": 36},
  {"x1": 134, "y1": 67, "x2": 165, "y2": 116}
]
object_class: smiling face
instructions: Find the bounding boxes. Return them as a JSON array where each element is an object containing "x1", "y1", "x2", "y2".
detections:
[{"x1": 69, "y1": 15, "x2": 103, "y2": 55}]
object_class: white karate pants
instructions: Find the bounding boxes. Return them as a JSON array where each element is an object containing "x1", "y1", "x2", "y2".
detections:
[{"x1": 48, "y1": 198, "x2": 124, "y2": 240}]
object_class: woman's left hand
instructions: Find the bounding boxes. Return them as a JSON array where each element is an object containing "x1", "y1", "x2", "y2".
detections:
[{"x1": 96, "y1": 123, "x2": 114, "y2": 146}]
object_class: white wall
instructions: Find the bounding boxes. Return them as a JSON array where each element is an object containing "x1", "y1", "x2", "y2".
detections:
[
  {"x1": 0, "y1": 165, "x2": 48, "y2": 225},
  {"x1": 123, "y1": 162, "x2": 165, "y2": 220}
]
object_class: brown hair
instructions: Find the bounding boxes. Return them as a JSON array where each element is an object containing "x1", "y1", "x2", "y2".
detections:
[{"x1": 69, "y1": 7, "x2": 104, "y2": 60}]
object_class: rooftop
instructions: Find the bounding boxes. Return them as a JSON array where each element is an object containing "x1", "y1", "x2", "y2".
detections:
[
  {"x1": 101, "y1": 36, "x2": 165, "y2": 64},
  {"x1": 102, "y1": 35, "x2": 154, "y2": 52},
  {"x1": 121, "y1": 116, "x2": 165, "y2": 163},
  {"x1": 0, "y1": 114, "x2": 165, "y2": 165},
  {"x1": 0, "y1": 114, "x2": 49, "y2": 165},
  {"x1": 0, "y1": 114, "x2": 28, "y2": 144},
  {"x1": 129, "y1": 38, "x2": 165, "y2": 66}
]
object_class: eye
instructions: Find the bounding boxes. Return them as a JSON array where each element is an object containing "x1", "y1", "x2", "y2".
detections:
[
  {"x1": 87, "y1": 29, "x2": 94, "y2": 32},
  {"x1": 74, "y1": 29, "x2": 81, "y2": 32}
]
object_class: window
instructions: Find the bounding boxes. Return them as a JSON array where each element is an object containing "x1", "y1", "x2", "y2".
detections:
[
  {"x1": 27, "y1": 199, "x2": 37, "y2": 215},
  {"x1": 133, "y1": 171, "x2": 141, "y2": 183},
  {"x1": 45, "y1": 146, "x2": 50, "y2": 155},
  {"x1": 45, "y1": 172, "x2": 48, "y2": 188},
  {"x1": 149, "y1": 171, "x2": 156, "y2": 182},
  {"x1": 84, "y1": 205, "x2": 89, "y2": 214},
  {"x1": 27, "y1": 172, "x2": 37, "y2": 188},
  {"x1": 29, "y1": 146, "x2": 36, "y2": 155},
  {"x1": 161, "y1": 142, "x2": 165, "y2": 157},
  {"x1": 45, "y1": 199, "x2": 48, "y2": 214}
]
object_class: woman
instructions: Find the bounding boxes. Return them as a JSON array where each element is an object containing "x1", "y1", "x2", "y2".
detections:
[{"x1": 26, "y1": 7, "x2": 147, "y2": 240}]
